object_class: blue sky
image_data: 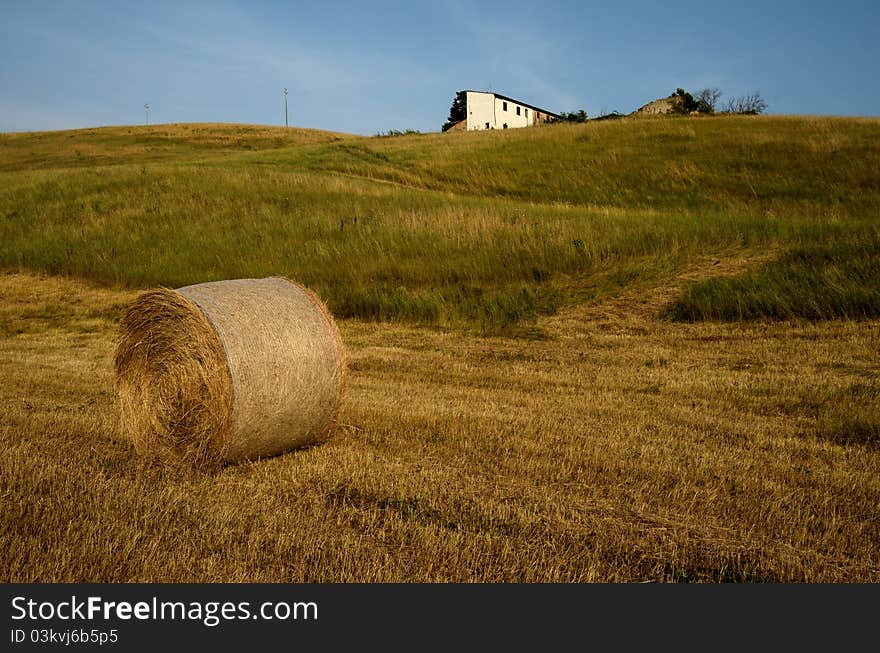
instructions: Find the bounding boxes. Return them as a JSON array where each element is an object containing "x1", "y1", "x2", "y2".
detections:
[{"x1": 1, "y1": 0, "x2": 878, "y2": 134}]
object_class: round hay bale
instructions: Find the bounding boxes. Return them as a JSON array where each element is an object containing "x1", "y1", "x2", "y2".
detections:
[{"x1": 114, "y1": 277, "x2": 345, "y2": 469}]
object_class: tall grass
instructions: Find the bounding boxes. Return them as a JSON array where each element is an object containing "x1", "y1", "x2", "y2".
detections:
[
  {"x1": 2, "y1": 117, "x2": 879, "y2": 329},
  {"x1": 251, "y1": 115, "x2": 880, "y2": 215},
  {"x1": 0, "y1": 123, "x2": 348, "y2": 173},
  {"x1": 664, "y1": 228, "x2": 880, "y2": 321},
  {"x1": 0, "y1": 165, "x2": 799, "y2": 329}
]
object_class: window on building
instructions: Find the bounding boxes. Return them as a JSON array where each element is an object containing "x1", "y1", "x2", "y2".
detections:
[
  {"x1": 516, "y1": 106, "x2": 521, "y2": 116},
  {"x1": 502, "y1": 101, "x2": 508, "y2": 111},
  {"x1": 484, "y1": 122, "x2": 489, "y2": 129},
  {"x1": 503, "y1": 123, "x2": 508, "y2": 129},
  {"x1": 525, "y1": 108, "x2": 529, "y2": 118}
]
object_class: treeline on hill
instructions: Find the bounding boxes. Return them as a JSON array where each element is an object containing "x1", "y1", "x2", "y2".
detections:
[
  {"x1": 552, "y1": 88, "x2": 768, "y2": 120},
  {"x1": 665, "y1": 87, "x2": 768, "y2": 115}
]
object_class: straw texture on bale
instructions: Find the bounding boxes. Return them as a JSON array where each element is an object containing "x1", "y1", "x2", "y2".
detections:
[{"x1": 114, "y1": 277, "x2": 345, "y2": 469}]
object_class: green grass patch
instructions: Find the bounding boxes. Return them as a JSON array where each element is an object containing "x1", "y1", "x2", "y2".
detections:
[
  {"x1": 2, "y1": 117, "x2": 879, "y2": 330},
  {"x1": 0, "y1": 164, "x2": 798, "y2": 330},
  {"x1": 664, "y1": 230, "x2": 880, "y2": 321},
  {"x1": 248, "y1": 115, "x2": 880, "y2": 216}
]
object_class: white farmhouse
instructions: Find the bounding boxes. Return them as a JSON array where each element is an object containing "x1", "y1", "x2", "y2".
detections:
[{"x1": 462, "y1": 90, "x2": 559, "y2": 131}]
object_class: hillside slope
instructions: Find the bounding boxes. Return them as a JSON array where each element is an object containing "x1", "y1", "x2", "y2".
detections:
[
  {"x1": 1, "y1": 117, "x2": 878, "y2": 329},
  {"x1": 0, "y1": 122, "x2": 354, "y2": 173}
]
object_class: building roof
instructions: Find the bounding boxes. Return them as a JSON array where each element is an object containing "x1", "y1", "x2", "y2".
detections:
[{"x1": 463, "y1": 90, "x2": 560, "y2": 119}]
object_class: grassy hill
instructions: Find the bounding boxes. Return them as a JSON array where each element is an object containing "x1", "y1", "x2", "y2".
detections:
[
  {"x1": 0, "y1": 117, "x2": 880, "y2": 329},
  {"x1": 0, "y1": 122, "x2": 351, "y2": 172},
  {"x1": 2, "y1": 117, "x2": 878, "y2": 330},
  {"x1": 2, "y1": 118, "x2": 879, "y2": 582}
]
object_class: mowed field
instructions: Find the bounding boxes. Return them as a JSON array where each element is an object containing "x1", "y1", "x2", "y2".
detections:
[{"x1": 1, "y1": 117, "x2": 879, "y2": 581}]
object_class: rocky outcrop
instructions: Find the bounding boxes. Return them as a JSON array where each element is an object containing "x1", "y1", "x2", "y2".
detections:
[{"x1": 631, "y1": 95, "x2": 682, "y2": 117}]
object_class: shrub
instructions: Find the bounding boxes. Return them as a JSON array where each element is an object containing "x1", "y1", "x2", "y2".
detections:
[{"x1": 555, "y1": 110, "x2": 589, "y2": 123}]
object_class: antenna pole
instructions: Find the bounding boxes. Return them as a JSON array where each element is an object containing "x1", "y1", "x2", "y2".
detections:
[
  {"x1": 283, "y1": 88, "x2": 288, "y2": 128},
  {"x1": 144, "y1": 104, "x2": 150, "y2": 126}
]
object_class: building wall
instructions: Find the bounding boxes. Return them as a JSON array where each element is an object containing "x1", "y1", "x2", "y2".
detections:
[
  {"x1": 466, "y1": 91, "x2": 551, "y2": 131},
  {"x1": 492, "y1": 96, "x2": 531, "y2": 129},
  {"x1": 466, "y1": 92, "x2": 496, "y2": 130}
]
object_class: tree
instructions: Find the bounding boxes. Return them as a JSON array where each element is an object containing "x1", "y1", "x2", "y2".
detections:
[
  {"x1": 724, "y1": 92, "x2": 768, "y2": 115},
  {"x1": 442, "y1": 91, "x2": 467, "y2": 131},
  {"x1": 593, "y1": 110, "x2": 625, "y2": 121},
  {"x1": 555, "y1": 109, "x2": 588, "y2": 123},
  {"x1": 670, "y1": 88, "x2": 699, "y2": 114},
  {"x1": 695, "y1": 87, "x2": 722, "y2": 113}
]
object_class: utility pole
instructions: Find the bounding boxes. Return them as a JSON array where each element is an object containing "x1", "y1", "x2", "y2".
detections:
[
  {"x1": 283, "y1": 88, "x2": 288, "y2": 127},
  {"x1": 144, "y1": 104, "x2": 150, "y2": 126}
]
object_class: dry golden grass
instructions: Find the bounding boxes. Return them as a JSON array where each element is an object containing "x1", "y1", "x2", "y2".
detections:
[
  {"x1": 2, "y1": 269, "x2": 878, "y2": 582},
  {"x1": 0, "y1": 122, "x2": 353, "y2": 173}
]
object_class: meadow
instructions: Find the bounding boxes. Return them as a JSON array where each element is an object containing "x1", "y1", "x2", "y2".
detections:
[
  {"x1": 3, "y1": 116, "x2": 878, "y2": 330},
  {"x1": 1, "y1": 117, "x2": 878, "y2": 581}
]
